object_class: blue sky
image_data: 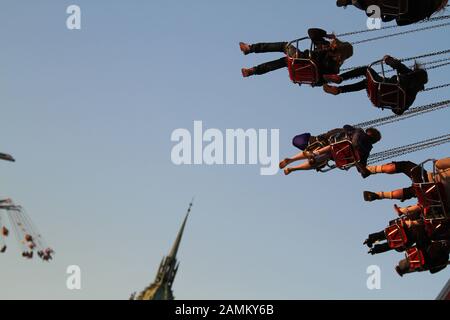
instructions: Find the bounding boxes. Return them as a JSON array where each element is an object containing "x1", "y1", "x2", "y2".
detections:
[{"x1": 0, "y1": 1, "x2": 448, "y2": 299}]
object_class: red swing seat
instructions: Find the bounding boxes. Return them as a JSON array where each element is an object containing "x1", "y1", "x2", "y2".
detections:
[
  {"x1": 286, "y1": 37, "x2": 321, "y2": 86},
  {"x1": 405, "y1": 247, "x2": 426, "y2": 271},
  {"x1": 381, "y1": 0, "x2": 409, "y2": 17},
  {"x1": 287, "y1": 57, "x2": 320, "y2": 86},
  {"x1": 330, "y1": 140, "x2": 361, "y2": 170},
  {"x1": 414, "y1": 182, "x2": 449, "y2": 221},
  {"x1": 413, "y1": 160, "x2": 450, "y2": 222},
  {"x1": 385, "y1": 221, "x2": 408, "y2": 250},
  {"x1": 328, "y1": 132, "x2": 362, "y2": 170},
  {"x1": 366, "y1": 65, "x2": 406, "y2": 111}
]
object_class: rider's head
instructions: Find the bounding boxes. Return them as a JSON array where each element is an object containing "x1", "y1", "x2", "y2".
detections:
[
  {"x1": 365, "y1": 128, "x2": 382, "y2": 144},
  {"x1": 412, "y1": 63, "x2": 429, "y2": 89},
  {"x1": 332, "y1": 40, "x2": 354, "y2": 65}
]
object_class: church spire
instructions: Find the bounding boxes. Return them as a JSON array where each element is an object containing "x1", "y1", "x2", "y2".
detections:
[
  {"x1": 134, "y1": 200, "x2": 193, "y2": 300},
  {"x1": 168, "y1": 199, "x2": 192, "y2": 259}
]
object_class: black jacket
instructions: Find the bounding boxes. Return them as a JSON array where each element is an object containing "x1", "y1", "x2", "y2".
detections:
[
  {"x1": 383, "y1": 57, "x2": 426, "y2": 109},
  {"x1": 306, "y1": 28, "x2": 341, "y2": 78}
]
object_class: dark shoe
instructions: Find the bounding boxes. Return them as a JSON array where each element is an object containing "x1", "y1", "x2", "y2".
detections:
[
  {"x1": 323, "y1": 84, "x2": 341, "y2": 95},
  {"x1": 363, "y1": 191, "x2": 380, "y2": 202},
  {"x1": 323, "y1": 74, "x2": 343, "y2": 84},
  {"x1": 241, "y1": 68, "x2": 255, "y2": 78},
  {"x1": 395, "y1": 266, "x2": 405, "y2": 277},
  {"x1": 336, "y1": 0, "x2": 352, "y2": 7},
  {"x1": 363, "y1": 238, "x2": 373, "y2": 248},
  {"x1": 239, "y1": 42, "x2": 251, "y2": 55}
]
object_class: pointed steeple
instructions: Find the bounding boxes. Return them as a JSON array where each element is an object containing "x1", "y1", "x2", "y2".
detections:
[
  {"x1": 135, "y1": 200, "x2": 193, "y2": 300},
  {"x1": 168, "y1": 200, "x2": 192, "y2": 259}
]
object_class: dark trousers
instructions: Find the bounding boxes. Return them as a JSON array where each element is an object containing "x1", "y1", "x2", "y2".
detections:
[
  {"x1": 250, "y1": 42, "x2": 304, "y2": 75},
  {"x1": 392, "y1": 161, "x2": 429, "y2": 201},
  {"x1": 338, "y1": 67, "x2": 382, "y2": 93}
]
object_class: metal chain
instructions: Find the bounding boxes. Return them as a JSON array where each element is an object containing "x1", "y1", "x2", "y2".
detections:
[
  {"x1": 369, "y1": 135, "x2": 450, "y2": 158},
  {"x1": 424, "y1": 61, "x2": 450, "y2": 71},
  {"x1": 350, "y1": 22, "x2": 450, "y2": 45},
  {"x1": 355, "y1": 100, "x2": 450, "y2": 128},
  {"x1": 423, "y1": 82, "x2": 450, "y2": 91},
  {"x1": 368, "y1": 134, "x2": 450, "y2": 164},
  {"x1": 341, "y1": 49, "x2": 450, "y2": 72},
  {"x1": 336, "y1": 14, "x2": 450, "y2": 37}
]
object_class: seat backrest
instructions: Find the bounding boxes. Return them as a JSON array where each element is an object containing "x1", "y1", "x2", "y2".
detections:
[
  {"x1": 287, "y1": 57, "x2": 319, "y2": 85},
  {"x1": 366, "y1": 71, "x2": 380, "y2": 106},
  {"x1": 330, "y1": 139, "x2": 361, "y2": 170},
  {"x1": 414, "y1": 182, "x2": 449, "y2": 221},
  {"x1": 406, "y1": 247, "x2": 425, "y2": 271},
  {"x1": 366, "y1": 69, "x2": 406, "y2": 110},
  {"x1": 385, "y1": 223, "x2": 408, "y2": 249}
]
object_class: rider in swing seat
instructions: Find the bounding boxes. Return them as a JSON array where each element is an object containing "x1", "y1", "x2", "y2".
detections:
[
  {"x1": 396, "y1": 241, "x2": 450, "y2": 276},
  {"x1": 363, "y1": 157, "x2": 450, "y2": 203},
  {"x1": 336, "y1": 0, "x2": 448, "y2": 26},
  {"x1": 364, "y1": 218, "x2": 430, "y2": 255},
  {"x1": 322, "y1": 55, "x2": 428, "y2": 115},
  {"x1": 279, "y1": 125, "x2": 381, "y2": 177},
  {"x1": 239, "y1": 28, "x2": 354, "y2": 85}
]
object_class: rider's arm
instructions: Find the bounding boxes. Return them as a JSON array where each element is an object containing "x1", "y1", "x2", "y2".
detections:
[
  {"x1": 307, "y1": 28, "x2": 332, "y2": 46},
  {"x1": 384, "y1": 55, "x2": 412, "y2": 74}
]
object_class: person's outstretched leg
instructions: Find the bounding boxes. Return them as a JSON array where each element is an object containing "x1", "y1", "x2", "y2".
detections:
[
  {"x1": 279, "y1": 151, "x2": 310, "y2": 169},
  {"x1": 364, "y1": 230, "x2": 386, "y2": 247},
  {"x1": 284, "y1": 160, "x2": 316, "y2": 175},
  {"x1": 394, "y1": 204, "x2": 422, "y2": 218},
  {"x1": 284, "y1": 146, "x2": 332, "y2": 175},
  {"x1": 340, "y1": 66, "x2": 369, "y2": 81},
  {"x1": 369, "y1": 243, "x2": 392, "y2": 255},
  {"x1": 280, "y1": 134, "x2": 313, "y2": 169},
  {"x1": 363, "y1": 186, "x2": 415, "y2": 202},
  {"x1": 366, "y1": 161, "x2": 426, "y2": 183},
  {"x1": 240, "y1": 42, "x2": 288, "y2": 55},
  {"x1": 242, "y1": 57, "x2": 288, "y2": 77}
]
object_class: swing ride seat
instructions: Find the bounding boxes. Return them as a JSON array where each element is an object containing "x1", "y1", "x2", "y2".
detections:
[
  {"x1": 286, "y1": 37, "x2": 321, "y2": 86},
  {"x1": 405, "y1": 247, "x2": 426, "y2": 271},
  {"x1": 329, "y1": 134, "x2": 361, "y2": 171},
  {"x1": 385, "y1": 221, "x2": 408, "y2": 250},
  {"x1": 287, "y1": 57, "x2": 320, "y2": 86},
  {"x1": 366, "y1": 64, "x2": 406, "y2": 112},
  {"x1": 381, "y1": 0, "x2": 409, "y2": 17},
  {"x1": 414, "y1": 182, "x2": 449, "y2": 221},
  {"x1": 413, "y1": 160, "x2": 450, "y2": 222}
]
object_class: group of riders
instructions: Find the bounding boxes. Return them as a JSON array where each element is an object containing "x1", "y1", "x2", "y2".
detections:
[
  {"x1": 0, "y1": 155, "x2": 54, "y2": 262},
  {"x1": 240, "y1": 0, "x2": 449, "y2": 276}
]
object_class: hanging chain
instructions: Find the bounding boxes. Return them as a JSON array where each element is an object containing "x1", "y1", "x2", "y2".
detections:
[
  {"x1": 355, "y1": 100, "x2": 450, "y2": 128},
  {"x1": 368, "y1": 134, "x2": 450, "y2": 164},
  {"x1": 336, "y1": 15, "x2": 450, "y2": 37},
  {"x1": 350, "y1": 22, "x2": 450, "y2": 45},
  {"x1": 423, "y1": 82, "x2": 450, "y2": 91}
]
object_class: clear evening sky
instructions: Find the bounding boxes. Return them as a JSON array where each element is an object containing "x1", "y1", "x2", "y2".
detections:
[{"x1": 0, "y1": 1, "x2": 448, "y2": 299}]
